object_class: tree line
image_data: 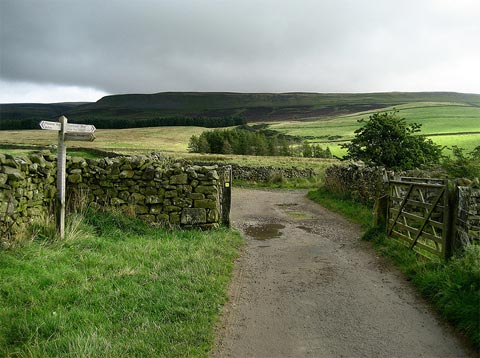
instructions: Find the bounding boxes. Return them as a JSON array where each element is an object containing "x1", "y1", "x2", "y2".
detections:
[
  {"x1": 188, "y1": 127, "x2": 333, "y2": 158},
  {"x1": 0, "y1": 115, "x2": 246, "y2": 130}
]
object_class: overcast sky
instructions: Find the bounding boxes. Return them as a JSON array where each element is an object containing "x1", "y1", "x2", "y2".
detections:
[{"x1": 1, "y1": 0, "x2": 479, "y2": 103}]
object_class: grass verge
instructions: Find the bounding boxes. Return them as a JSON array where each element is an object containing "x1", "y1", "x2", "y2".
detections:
[
  {"x1": 0, "y1": 210, "x2": 243, "y2": 357},
  {"x1": 306, "y1": 186, "x2": 373, "y2": 228},
  {"x1": 307, "y1": 187, "x2": 480, "y2": 350}
]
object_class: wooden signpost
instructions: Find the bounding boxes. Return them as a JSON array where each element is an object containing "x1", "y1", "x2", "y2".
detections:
[{"x1": 40, "y1": 116, "x2": 96, "y2": 238}]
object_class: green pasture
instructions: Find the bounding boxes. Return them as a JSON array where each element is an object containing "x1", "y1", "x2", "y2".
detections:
[
  {"x1": 268, "y1": 102, "x2": 480, "y2": 153},
  {"x1": 427, "y1": 133, "x2": 480, "y2": 153},
  {"x1": 0, "y1": 126, "x2": 208, "y2": 153}
]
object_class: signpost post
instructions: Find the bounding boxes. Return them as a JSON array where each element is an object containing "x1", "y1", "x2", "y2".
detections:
[{"x1": 40, "y1": 116, "x2": 96, "y2": 238}]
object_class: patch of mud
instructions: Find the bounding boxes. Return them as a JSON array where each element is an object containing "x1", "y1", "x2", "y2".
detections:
[
  {"x1": 286, "y1": 211, "x2": 314, "y2": 220},
  {"x1": 244, "y1": 223, "x2": 285, "y2": 240}
]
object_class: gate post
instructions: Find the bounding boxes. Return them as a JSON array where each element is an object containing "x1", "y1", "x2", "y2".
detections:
[
  {"x1": 374, "y1": 194, "x2": 389, "y2": 232},
  {"x1": 56, "y1": 116, "x2": 67, "y2": 239},
  {"x1": 444, "y1": 181, "x2": 457, "y2": 260},
  {"x1": 220, "y1": 165, "x2": 232, "y2": 227}
]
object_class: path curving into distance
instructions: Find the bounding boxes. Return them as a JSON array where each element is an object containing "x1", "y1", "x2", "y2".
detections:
[{"x1": 212, "y1": 188, "x2": 473, "y2": 358}]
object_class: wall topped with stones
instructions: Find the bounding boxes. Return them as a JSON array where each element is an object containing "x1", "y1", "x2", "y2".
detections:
[
  {"x1": 0, "y1": 152, "x2": 58, "y2": 241},
  {"x1": 193, "y1": 162, "x2": 316, "y2": 183},
  {"x1": 1, "y1": 152, "x2": 231, "y2": 242},
  {"x1": 231, "y1": 164, "x2": 315, "y2": 182},
  {"x1": 324, "y1": 163, "x2": 387, "y2": 204},
  {"x1": 456, "y1": 184, "x2": 480, "y2": 248}
]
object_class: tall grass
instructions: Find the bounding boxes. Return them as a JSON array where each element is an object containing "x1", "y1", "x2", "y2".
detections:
[
  {"x1": 0, "y1": 209, "x2": 243, "y2": 357},
  {"x1": 308, "y1": 187, "x2": 480, "y2": 350}
]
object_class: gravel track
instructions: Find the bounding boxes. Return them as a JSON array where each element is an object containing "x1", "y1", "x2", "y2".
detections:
[{"x1": 212, "y1": 188, "x2": 473, "y2": 358}]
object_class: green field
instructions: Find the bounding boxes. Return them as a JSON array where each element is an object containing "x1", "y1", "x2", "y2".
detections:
[
  {"x1": 268, "y1": 102, "x2": 480, "y2": 154},
  {"x1": 0, "y1": 126, "x2": 208, "y2": 153}
]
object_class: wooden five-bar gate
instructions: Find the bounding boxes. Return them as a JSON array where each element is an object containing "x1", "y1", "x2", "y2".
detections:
[{"x1": 387, "y1": 177, "x2": 454, "y2": 259}]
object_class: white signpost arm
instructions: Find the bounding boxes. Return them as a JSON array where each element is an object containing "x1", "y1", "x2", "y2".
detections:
[{"x1": 56, "y1": 115, "x2": 67, "y2": 239}]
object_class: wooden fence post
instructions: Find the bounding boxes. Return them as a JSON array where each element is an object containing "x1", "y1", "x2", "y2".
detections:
[
  {"x1": 56, "y1": 115, "x2": 67, "y2": 239},
  {"x1": 221, "y1": 166, "x2": 232, "y2": 227},
  {"x1": 374, "y1": 194, "x2": 388, "y2": 232},
  {"x1": 444, "y1": 182, "x2": 458, "y2": 260}
]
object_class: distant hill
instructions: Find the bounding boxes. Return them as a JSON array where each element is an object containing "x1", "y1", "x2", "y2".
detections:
[{"x1": 1, "y1": 92, "x2": 480, "y2": 129}]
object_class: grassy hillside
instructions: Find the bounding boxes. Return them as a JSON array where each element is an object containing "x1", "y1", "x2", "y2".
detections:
[
  {"x1": 268, "y1": 102, "x2": 480, "y2": 155},
  {"x1": 1, "y1": 101, "x2": 478, "y2": 157},
  {"x1": 2, "y1": 92, "x2": 479, "y2": 129},
  {"x1": 0, "y1": 103, "x2": 89, "y2": 129},
  {"x1": 67, "y1": 91, "x2": 480, "y2": 123},
  {"x1": 1, "y1": 93, "x2": 478, "y2": 158}
]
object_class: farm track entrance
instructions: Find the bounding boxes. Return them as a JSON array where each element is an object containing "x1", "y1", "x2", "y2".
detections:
[{"x1": 212, "y1": 188, "x2": 471, "y2": 357}]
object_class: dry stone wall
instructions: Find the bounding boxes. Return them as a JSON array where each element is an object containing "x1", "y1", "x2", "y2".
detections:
[
  {"x1": 456, "y1": 185, "x2": 480, "y2": 247},
  {"x1": 1, "y1": 152, "x2": 230, "y2": 242},
  {"x1": 0, "y1": 152, "x2": 57, "y2": 239},
  {"x1": 324, "y1": 163, "x2": 387, "y2": 203},
  {"x1": 193, "y1": 162, "x2": 316, "y2": 183},
  {"x1": 231, "y1": 164, "x2": 315, "y2": 182}
]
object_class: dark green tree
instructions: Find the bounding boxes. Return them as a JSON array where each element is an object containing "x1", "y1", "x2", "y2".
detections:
[
  {"x1": 197, "y1": 136, "x2": 211, "y2": 153},
  {"x1": 222, "y1": 140, "x2": 233, "y2": 154},
  {"x1": 187, "y1": 135, "x2": 200, "y2": 153},
  {"x1": 302, "y1": 142, "x2": 313, "y2": 158},
  {"x1": 341, "y1": 111, "x2": 442, "y2": 169}
]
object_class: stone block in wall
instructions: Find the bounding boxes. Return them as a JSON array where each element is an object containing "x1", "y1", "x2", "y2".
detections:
[
  {"x1": 172, "y1": 197, "x2": 192, "y2": 207},
  {"x1": 135, "y1": 205, "x2": 149, "y2": 215},
  {"x1": 181, "y1": 208, "x2": 207, "y2": 225},
  {"x1": 0, "y1": 173, "x2": 8, "y2": 186},
  {"x1": 130, "y1": 193, "x2": 145, "y2": 204},
  {"x1": 179, "y1": 185, "x2": 192, "y2": 194},
  {"x1": 156, "y1": 213, "x2": 170, "y2": 221},
  {"x1": 170, "y1": 173, "x2": 188, "y2": 185},
  {"x1": 111, "y1": 197, "x2": 125, "y2": 206},
  {"x1": 149, "y1": 205, "x2": 163, "y2": 215},
  {"x1": 207, "y1": 209, "x2": 219, "y2": 223},
  {"x1": 2, "y1": 166, "x2": 25, "y2": 181},
  {"x1": 186, "y1": 167, "x2": 198, "y2": 179},
  {"x1": 170, "y1": 212, "x2": 180, "y2": 224},
  {"x1": 119, "y1": 170, "x2": 135, "y2": 179},
  {"x1": 165, "y1": 190, "x2": 178, "y2": 198},
  {"x1": 146, "y1": 195, "x2": 163, "y2": 204},
  {"x1": 165, "y1": 205, "x2": 181, "y2": 213},
  {"x1": 139, "y1": 214, "x2": 156, "y2": 223},
  {"x1": 194, "y1": 199, "x2": 217, "y2": 209},
  {"x1": 195, "y1": 186, "x2": 218, "y2": 194},
  {"x1": 68, "y1": 171, "x2": 83, "y2": 183},
  {"x1": 190, "y1": 193, "x2": 205, "y2": 200}
]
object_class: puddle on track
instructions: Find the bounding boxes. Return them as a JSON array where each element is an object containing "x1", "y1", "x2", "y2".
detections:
[{"x1": 244, "y1": 223, "x2": 285, "y2": 240}]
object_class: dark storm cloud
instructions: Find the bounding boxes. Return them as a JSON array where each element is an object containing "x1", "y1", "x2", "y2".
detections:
[{"x1": 1, "y1": 0, "x2": 479, "y2": 96}]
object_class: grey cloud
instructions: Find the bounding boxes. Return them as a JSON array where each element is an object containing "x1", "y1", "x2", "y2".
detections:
[{"x1": 1, "y1": 0, "x2": 479, "y2": 94}]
